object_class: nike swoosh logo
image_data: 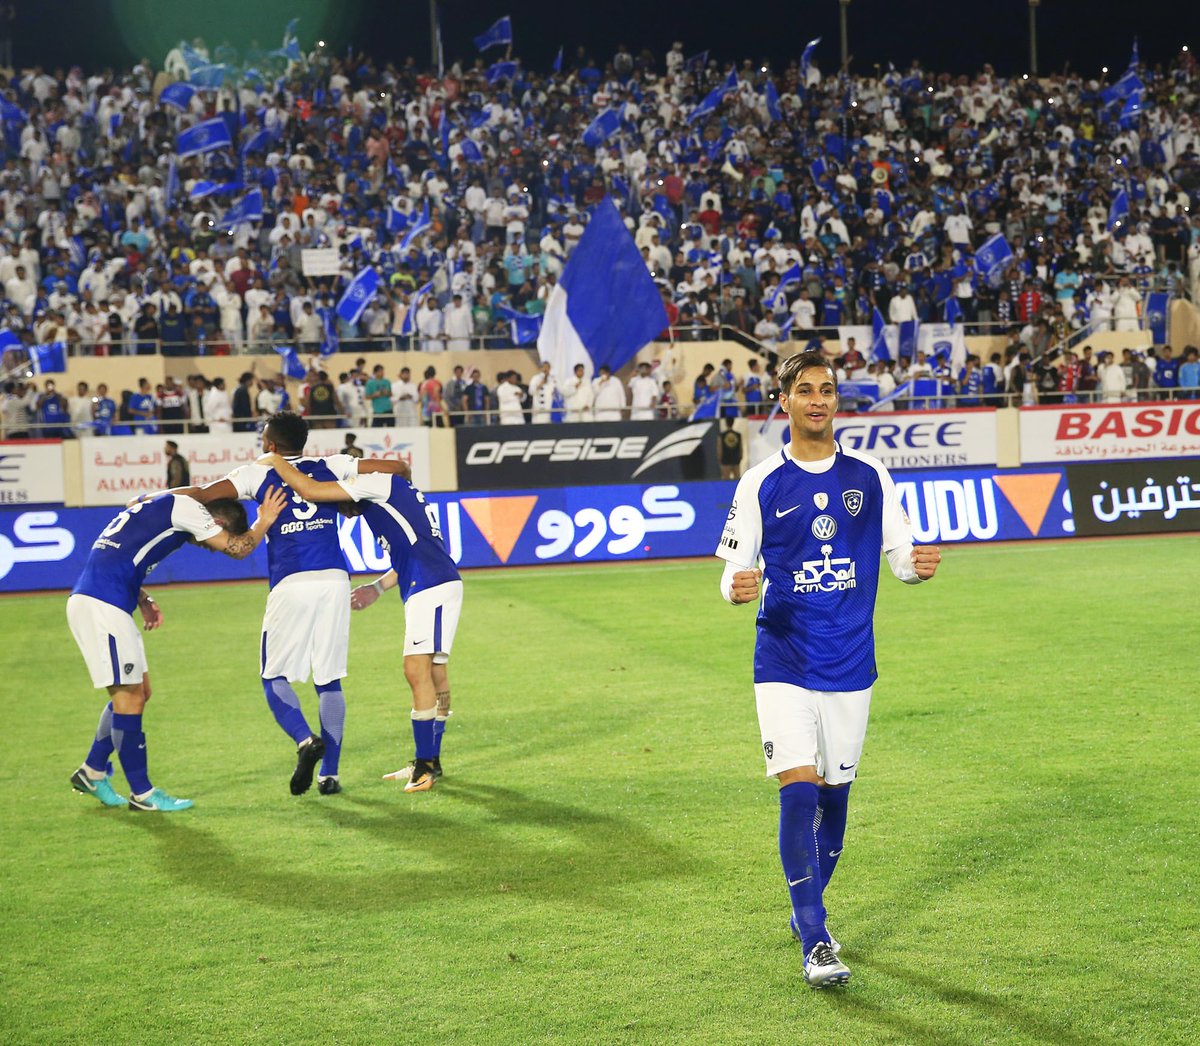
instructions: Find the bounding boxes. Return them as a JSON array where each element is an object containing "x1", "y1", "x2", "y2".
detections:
[
  {"x1": 138, "y1": 744, "x2": 146, "y2": 750},
  {"x1": 829, "y1": 849, "x2": 843, "y2": 857},
  {"x1": 787, "y1": 875, "x2": 813, "y2": 886},
  {"x1": 411, "y1": 639, "x2": 429, "y2": 646},
  {"x1": 775, "y1": 505, "x2": 802, "y2": 518},
  {"x1": 839, "y1": 762, "x2": 856, "y2": 771}
]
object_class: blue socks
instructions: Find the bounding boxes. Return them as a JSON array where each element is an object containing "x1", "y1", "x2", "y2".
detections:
[
  {"x1": 816, "y1": 784, "x2": 851, "y2": 892},
  {"x1": 779, "y1": 781, "x2": 827, "y2": 957},
  {"x1": 85, "y1": 701, "x2": 115, "y2": 774},
  {"x1": 111, "y1": 712, "x2": 151, "y2": 796},
  {"x1": 411, "y1": 709, "x2": 437, "y2": 761},
  {"x1": 433, "y1": 715, "x2": 447, "y2": 758},
  {"x1": 262, "y1": 677, "x2": 313, "y2": 744},
  {"x1": 316, "y1": 682, "x2": 345, "y2": 776}
]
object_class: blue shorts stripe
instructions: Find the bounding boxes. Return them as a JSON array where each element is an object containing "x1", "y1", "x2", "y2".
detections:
[
  {"x1": 433, "y1": 605, "x2": 443, "y2": 652},
  {"x1": 107, "y1": 633, "x2": 120, "y2": 686},
  {"x1": 260, "y1": 630, "x2": 268, "y2": 674}
]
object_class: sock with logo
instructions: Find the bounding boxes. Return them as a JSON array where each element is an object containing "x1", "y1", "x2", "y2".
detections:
[
  {"x1": 432, "y1": 716, "x2": 447, "y2": 758},
  {"x1": 316, "y1": 682, "x2": 345, "y2": 777},
  {"x1": 411, "y1": 707, "x2": 437, "y2": 762},
  {"x1": 779, "y1": 781, "x2": 827, "y2": 957},
  {"x1": 262, "y1": 677, "x2": 313, "y2": 744},
  {"x1": 110, "y1": 712, "x2": 151, "y2": 796},
  {"x1": 816, "y1": 783, "x2": 851, "y2": 893},
  {"x1": 84, "y1": 701, "x2": 116, "y2": 775}
]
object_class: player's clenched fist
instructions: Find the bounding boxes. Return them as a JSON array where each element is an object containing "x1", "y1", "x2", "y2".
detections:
[
  {"x1": 350, "y1": 584, "x2": 380, "y2": 611},
  {"x1": 730, "y1": 568, "x2": 763, "y2": 604},
  {"x1": 912, "y1": 545, "x2": 941, "y2": 580}
]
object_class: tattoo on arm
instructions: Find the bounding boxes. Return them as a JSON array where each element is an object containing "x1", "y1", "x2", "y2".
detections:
[{"x1": 223, "y1": 531, "x2": 259, "y2": 559}]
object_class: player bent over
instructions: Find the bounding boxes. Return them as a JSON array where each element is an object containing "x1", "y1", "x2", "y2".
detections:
[
  {"x1": 260, "y1": 452, "x2": 462, "y2": 794},
  {"x1": 69, "y1": 488, "x2": 285, "y2": 811},
  {"x1": 715, "y1": 351, "x2": 940, "y2": 988}
]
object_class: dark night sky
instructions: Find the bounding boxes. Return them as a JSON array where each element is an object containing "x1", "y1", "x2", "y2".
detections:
[{"x1": 11, "y1": 0, "x2": 1190, "y2": 80}]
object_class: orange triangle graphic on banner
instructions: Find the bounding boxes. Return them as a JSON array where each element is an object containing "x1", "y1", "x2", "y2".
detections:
[
  {"x1": 460, "y1": 496, "x2": 538, "y2": 564},
  {"x1": 993, "y1": 474, "x2": 1061, "y2": 537}
]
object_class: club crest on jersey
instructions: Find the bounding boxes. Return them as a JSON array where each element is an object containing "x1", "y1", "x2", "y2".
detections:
[
  {"x1": 123, "y1": 663, "x2": 134, "y2": 676},
  {"x1": 843, "y1": 489, "x2": 863, "y2": 516},
  {"x1": 763, "y1": 741, "x2": 774, "y2": 759},
  {"x1": 811, "y1": 514, "x2": 837, "y2": 540},
  {"x1": 813, "y1": 492, "x2": 828, "y2": 510},
  {"x1": 792, "y1": 543, "x2": 857, "y2": 594}
]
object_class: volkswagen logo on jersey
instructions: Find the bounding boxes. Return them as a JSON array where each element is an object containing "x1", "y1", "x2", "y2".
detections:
[
  {"x1": 843, "y1": 489, "x2": 863, "y2": 516},
  {"x1": 813, "y1": 492, "x2": 828, "y2": 510},
  {"x1": 811, "y1": 514, "x2": 837, "y2": 540},
  {"x1": 792, "y1": 543, "x2": 857, "y2": 594}
]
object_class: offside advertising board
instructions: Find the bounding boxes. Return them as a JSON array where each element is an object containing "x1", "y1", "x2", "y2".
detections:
[
  {"x1": 1066, "y1": 460, "x2": 1200, "y2": 536},
  {"x1": 1020, "y1": 401, "x2": 1200, "y2": 463},
  {"x1": 454, "y1": 421, "x2": 721, "y2": 490},
  {"x1": 0, "y1": 442, "x2": 67, "y2": 504},
  {"x1": 0, "y1": 464, "x2": 1132, "y2": 594},
  {"x1": 78, "y1": 428, "x2": 431, "y2": 505},
  {"x1": 751, "y1": 410, "x2": 998, "y2": 471}
]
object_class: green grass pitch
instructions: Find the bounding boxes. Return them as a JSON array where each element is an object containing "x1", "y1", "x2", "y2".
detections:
[{"x1": 2, "y1": 536, "x2": 1197, "y2": 1045}]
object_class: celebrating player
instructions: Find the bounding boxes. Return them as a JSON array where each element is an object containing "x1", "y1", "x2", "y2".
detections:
[
  {"x1": 68, "y1": 488, "x2": 286, "y2": 811},
  {"x1": 258, "y1": 452, "x2": 463, "y2": 794},
  {"x1": 715, "y1": 351, "x2": 940, "y2": 988}
]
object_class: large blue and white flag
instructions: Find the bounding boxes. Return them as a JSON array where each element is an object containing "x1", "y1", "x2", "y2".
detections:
[
  {"x1": 241, "y1": 127, "x2": 273, "y2": 156},
  {"x1": 944, "y1": 296, "x2": 962, "y2": 326},
  {"x1": 974, "y1": 232, "x2": 1012, "y2": 287},
  {"x1": 160, "y1": 81, "x2": 196, "y2": 110},
  {"x1": 687, "y1": 85, "x2": 725, "y2": 123},
  {"x1": 397, "y1": 200, "x2": 432, "y2": 251},
  {"x1": 386, "y1": 198, "x2": 410, "y2": 234},
  {"x1": 1118, "y1": 92, "x2": 1145, "y2": 130},
  {"x1": 0, "y1": 329, "x2": 20, "y2": 353},
  {"x1": 216, "y1": 189, "x2": 264, "y2": 230},
  {"x1": 189, "y1": 180, "x2": 221, "y2": 200},
  {"x1": 320, "y1": 308, "x2": 339, "y2": 357},
  {"x1": 176, "y1": 118, "x2": 233, "y2": 158},
  {"x1": 1100, "y1": 68, "x2": 1143, "y2": 107},
  {"x1": 460, "y1": 138, "x2": 485, "y2": 164},
  {"x1": 1144, "y1": 291, "x2": 1169, "y2": 344},
  {"x1": 29, "y1": 341, "x2": 67, "y2": 374},
  {"x1": 765, "y1": 263, "x2": 802, "y2": 309},
  {"x1": 336, "y1": 267, "x2": 381, "y2": 325},
  {"x1": 1108, "y1": 189, "x2": 1130, "y2": 231},
  {"x1": 897, "y1": 319, "x2": 919, "y2": 361},
  {"x1": 188, "y1": 64, "x2": 227, "y2": 89},
  {"x1": 400, "y1": 279, "x2": 435, "y2": 336},
  {"x1": 279, "y1": 17, "x2": 302, "y2": 62},
  {"x1": 537, "y1": 197, "x2": 668, "y2": 381},
  {"x1": 582, "y1": 109, "x2": 621, "y2": 148},
  {"x1": 274, "y1": 345, "x2": 307, "y2": 380},
  {"x1": 870, "y1": 306, "x2": 890, "y2": 362},
  {"x1": 764, "y1": 80, "x2": 782, "y2": 122},
  {"x1": 474, "y1": 16, "x2": 512, "y2": 52},
  {"x1": 800, "y1": 37, "x2": 821, "y2": 81},
  {"x1": 498, "y1": 305, "x2": 543, "y2": 346},
  {"x1": 486, "y1": 61, "x2": 517, "y2": 85}
]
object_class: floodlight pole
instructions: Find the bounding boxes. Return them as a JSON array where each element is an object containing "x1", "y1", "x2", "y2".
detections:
[
  {"x1": 839, "y1": 0, "x2": 851, "y2": 71},
  {"x1": 1028, "y1": 0, "x2": 1040, "y2": 77}
]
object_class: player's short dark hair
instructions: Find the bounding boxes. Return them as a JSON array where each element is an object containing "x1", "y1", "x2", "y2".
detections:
[
  {"x1": 265, "y1": 410, "x2": 308, "y2": 453},
  {"x1": 206, "y1": 498, "x2": 249, "y2": 535},
  {"x1": 778, "y1": 352, "x2": 837, "y2": 394}
]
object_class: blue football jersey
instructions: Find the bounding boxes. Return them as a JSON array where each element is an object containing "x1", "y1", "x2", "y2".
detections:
[
  {"x1": 228, "y1": 455, "x2": 358, "y2": 588},
  {"x1": 716, "y1": 444, "x2": 914, "y2": 691},
  {"x1": 339, "y1": 471, "x2": 460, "y2": 598},
  {"x1": 72, "y1": 495, "x2": 222, "y2": 613}
]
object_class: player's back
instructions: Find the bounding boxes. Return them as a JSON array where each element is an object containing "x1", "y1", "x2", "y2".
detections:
[
  {"x1": 229, "y1": 455, "x2": 354, "y2": 588},
  {"x1": 72, "y1": 495, "x2": 206, "y2": 613},
  {"x1": 360, "y1": 474, "x2": 460, "y2": 599}
]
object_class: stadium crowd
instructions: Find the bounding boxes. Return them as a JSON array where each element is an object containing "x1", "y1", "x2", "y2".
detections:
[{"x1": 0, "y1": 29, "x2": 1198, "y2": 432}]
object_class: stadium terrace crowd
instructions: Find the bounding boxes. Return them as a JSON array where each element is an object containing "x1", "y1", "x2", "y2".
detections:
[{"x1": 0, "y1": 36, "x2": 1197, "y2": 388}]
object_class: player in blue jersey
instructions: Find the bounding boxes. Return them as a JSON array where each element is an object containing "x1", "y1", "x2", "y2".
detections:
[
  {"x1": 715, "y1": 351, "x2": 940, "y2": 989},
  {"x1": 183, "y1": 411, "x2": 407, "y2": 796},
  {"x1": 68, "y1": 487, "x2": 286, "y2": 811},
  {"x1": 259, "y1": 452, "x2": 463, "y2": 794}
]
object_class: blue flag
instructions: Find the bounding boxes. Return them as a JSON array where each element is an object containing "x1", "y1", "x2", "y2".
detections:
[
  {"x1": 164, "y1": 157, "x2": 179, "y2": 206},
  {"x1": 400, "y1": 279, "x2": 435, "y2": 336},
  {"x1": 1108, "y1": 189, "x2": 1129, "y2": 231},
  {"x1": 1, "y1": 100, "x2": 26, "y2": 123},
  {"x1": 498, "y1": 305, "x2": 543, "y2": 345},
  {"x1": 765, "y1": 263, "x2": 802, "y2": 308},
  {"x1": 582, "y1": 109, "x2": 621, "y2": 148},
  {"x1": 1118, "y1": 92, "x2": 1145, "y2": 130},
  {"x1": 460, "y1": 138, "x2": 484, "y2": 164},
  {"x1": 487, "y1": 61, "x2": 517, "y2": 85},
  {"x1": 29, "y1": 342, "x2": 67, "y2": 374},
  {"x1": 537, "y1": 197, "x2": 669, "y2": 379},
  {"x1": 944, "y1": 296, "x2": 962, "y2": 326},
  {"x1": 319, "y1": 308, "x2": 339, "y2": 357},
  {"x1": 336, "y1": 267, "x2": 381, "y2": 325},
  {"x1": 241, "y1": 128, "x2": 273, "y2": 156},
  {"x1": 1100, "y1": 69, "x2": 1144, "y2": 107},
  {"x1": 690, "y1": 390, "x2": 721, "y2": 421},
  {"x1": 386, "y1": 199, "x2": 410, "y2": 234},
  {"x1": 474, "y1": 16, "x2": 512, "y2": 52},
  {"x1": 176, "y1": 118, "x2": 233, "y2": 158},
  {"x1": 189, "y1": 180, "x2": 221, "y2": 200},
  {"x1": 974, "y1": 233, "x2": 1013, "y2": 287},
  {"x1": 160, "y1": 82, "x2": 196, "y2": 110},
  {"x1": 275, "y1": 345, "x2": 307, "y2": 380},
  {"x1": 810, "y1": 156, "x2": 828, "y2": 185},
  {"x1": 688, "y1": 86, "x2": 725, "y2": 123},
  {"x1": 764, "y1": 81, "x2": 782, "y2": 122},
  {"x1": 870, "y1": 307, "x2": 890, "y2": 362},
  {"x1": 552, "y1": 46, "x2": 563, "y2": 73},
  {"x1": 398, "y1": 201, "x2": 432, "y2": 251},
  {"x1": 684, "y1": 51, "x2": 708, "y2": 74},
  {"x1": 801, "y1": 37, "x2": 821, "y2": 79},
  {"x1": 1144, "y1": 291, "x2": 1169, "y2": 344},
  {"x1": 897, "y1": 319, "x2": 919, "y2": 361},
  {"x1": 216, "y1": 189, "x2": 264, "y2": 230},
  {"x1": 188, "y1": 64, "x2": 227, "y2": 89}
]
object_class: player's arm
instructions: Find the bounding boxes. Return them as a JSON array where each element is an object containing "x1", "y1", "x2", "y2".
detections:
[
  {"x1": 137, "y1": 588, "x2": 164, "y2": 631},
  {"x1": 350, "y1": 569, "x2": 398, "y2": 611},
  {"x1": 256, "y1": 453, "x2": 346, "y2": 502},
  {"x1": 128, "y1": 479, "x2": 239, "y2": 507},
  {"x1": 878, "y1": 464, "x2": 939, "y2": 583},
  {"x1": 715, "y1": 471, "x2": 764, "y2": 605},
  {"x1": 200, "y1": 486, "x2": 288, "y2": 559},
  {"x1": 357, "y1": 457, "x2": 410, "y2": 478}
]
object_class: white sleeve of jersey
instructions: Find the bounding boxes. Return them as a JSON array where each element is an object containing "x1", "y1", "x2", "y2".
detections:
[
  {"x1": 877, "y1": 461, "x2": 923, "y2": 584},
  {"x1": 714, "y1": 469, "x2": 763, "y2": 569},
  {"x1": 225, "y1": 463, "x2": 268, "y2": 500},
  {"x1": 337, "y1": 469, "x2": 391, "y2": 503},
  {"x1": 171, "y1": 495, "x2": 223, "y2": 542},
  {"x1": 323, "y1": 454, "x2": 360, "y2": 482}
]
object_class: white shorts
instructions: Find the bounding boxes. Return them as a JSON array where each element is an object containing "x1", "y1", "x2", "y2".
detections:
[
  {"x1": 66, "y1": 593, "x2": 147, "y2": 689},
  {"x1": 260, "y1": 569, "x2": 350, "y2": 686},
  {"x1": 402, "y1": 580, "x2": 463, "y2": 664},
  {"x1": 754, "y1": 682, "x2": 873, "y2": 785}
]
